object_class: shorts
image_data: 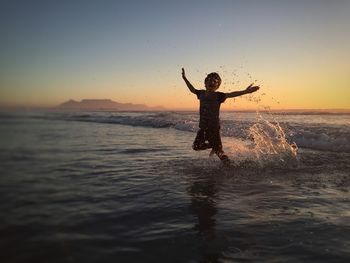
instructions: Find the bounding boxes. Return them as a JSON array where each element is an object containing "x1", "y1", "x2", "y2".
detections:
[{"x1": 192, "y1": 127, "x2": 223, "y2": 154}]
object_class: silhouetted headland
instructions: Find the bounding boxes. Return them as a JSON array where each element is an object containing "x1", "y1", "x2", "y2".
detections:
[{"x1": 58, "y1": 99, "x2": 165, "y2": 111}]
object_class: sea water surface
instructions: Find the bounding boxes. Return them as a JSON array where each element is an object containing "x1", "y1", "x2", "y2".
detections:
[{"x1": 0, "y1": 111, "x2": 349, "y2": 262}]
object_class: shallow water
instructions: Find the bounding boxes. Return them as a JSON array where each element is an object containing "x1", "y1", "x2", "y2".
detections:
[{"x1": 0, "y1": 111, "x2": 349, "y2": 262}]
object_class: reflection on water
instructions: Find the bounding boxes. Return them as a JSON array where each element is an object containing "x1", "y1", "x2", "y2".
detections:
[
  {"x1": 188, "y1": 175, "x2": 220, "y2": 262},
  {"x1": 181, "y1": 158, "x2": 350, "y2": 262}
]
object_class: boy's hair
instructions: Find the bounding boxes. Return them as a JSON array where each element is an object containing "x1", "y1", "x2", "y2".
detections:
[{"x1": 205, "y1": 72, "x2": 222, "y2": 87}]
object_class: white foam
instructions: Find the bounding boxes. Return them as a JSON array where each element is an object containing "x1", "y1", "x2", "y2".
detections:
[{"x1": 50, "y1": 111, "x2": 350, "y2": 153}]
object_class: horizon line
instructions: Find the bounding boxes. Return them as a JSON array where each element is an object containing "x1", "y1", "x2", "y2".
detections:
[{"x1": 1, "y1": 105, "x2": 350, "y2": 113}]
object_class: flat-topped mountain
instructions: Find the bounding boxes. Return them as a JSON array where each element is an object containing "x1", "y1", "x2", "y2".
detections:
[{"x1": 58, "y1": 99, "x2": 164, "y2": 111}]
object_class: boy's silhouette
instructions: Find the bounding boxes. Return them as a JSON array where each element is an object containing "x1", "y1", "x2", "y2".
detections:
[{"x1": 182, "y1": 68, "x2": 259, "y2": 163}]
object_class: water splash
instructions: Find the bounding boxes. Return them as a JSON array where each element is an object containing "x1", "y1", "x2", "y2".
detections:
[
  {"x1": 216, "y1": 66, "x2": 298, "y2": 166},
  {"x1": 229, "y1": 69, "x2": 298, "y2": 164},
  {"x1": 224, "y1": 112, "x2": 298, "y2": 168},
  {"x1": 248, "y1": 112, "x2": 298, "y2": 165}
]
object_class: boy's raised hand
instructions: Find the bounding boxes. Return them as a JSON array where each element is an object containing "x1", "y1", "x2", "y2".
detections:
[
  {"x1": 182, "y1": 68, "x2": 186, "y2": 79},
  {"x1": 182, "y1": 67, "x2": 196, "y2": 93},
  {"x1": 246, "y1": 83, "x2": 260, "y2": 93}
]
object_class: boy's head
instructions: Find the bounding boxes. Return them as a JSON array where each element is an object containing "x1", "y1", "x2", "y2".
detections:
[{"x1": 205, "y1": 72, "x2": 221, "y2": 91}]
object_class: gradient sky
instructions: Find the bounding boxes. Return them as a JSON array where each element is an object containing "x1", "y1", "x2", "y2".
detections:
[{"x1": 1, "y1": 0, "x2": 349, "y2": 110}]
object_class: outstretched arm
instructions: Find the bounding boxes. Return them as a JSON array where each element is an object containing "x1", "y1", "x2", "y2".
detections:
[
  {"x1": 182, "y1": 68, "x2": 198, "y2": 94},
  {"x1": 226, "y1": 83, "x2": 260, "y2": 98}
]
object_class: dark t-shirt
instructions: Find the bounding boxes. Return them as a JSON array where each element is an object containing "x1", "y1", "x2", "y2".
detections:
[{"x1": 194, "y1": 90, "x2": 227, "y2": 129}]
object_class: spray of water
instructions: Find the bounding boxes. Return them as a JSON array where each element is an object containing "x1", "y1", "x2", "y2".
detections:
[
  {"x1": 220, "y1": 67, "x2": 298, "y2": 166},
  {"x1": 224, "y1": 113, "x2": 298, "y2": 167},
  {"x1": 248, "y1": 112, "x2": 298, "y2": 165}
]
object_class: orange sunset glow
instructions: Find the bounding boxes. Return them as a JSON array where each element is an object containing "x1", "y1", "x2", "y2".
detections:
[{"x1": 0, "y1": 1, "x2": 349, "y2": 111}]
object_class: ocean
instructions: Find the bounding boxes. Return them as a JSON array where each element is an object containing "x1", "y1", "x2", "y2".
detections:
[{"x1": 0, "y1": 110, "x2": 349, "y2": 262}]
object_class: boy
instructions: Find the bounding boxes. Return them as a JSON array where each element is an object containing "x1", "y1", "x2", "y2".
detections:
[{"x1": 182, "y1": 68, "x2": 259, "y2": 163}]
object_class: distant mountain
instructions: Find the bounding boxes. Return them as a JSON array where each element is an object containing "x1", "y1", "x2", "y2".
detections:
[{"x1": 58, "y1": 99, "x2": 164, "y2": 111}]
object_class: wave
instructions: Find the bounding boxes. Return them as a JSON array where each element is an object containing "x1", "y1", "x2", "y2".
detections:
[
  {"x1": 289, "y1": 126, "x2": 350, "y2": 153},
  {"x1": 27, "y1": 111, "x2": 350, "y2": 153}
]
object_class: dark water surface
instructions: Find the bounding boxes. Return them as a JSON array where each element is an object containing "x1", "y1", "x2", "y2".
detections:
[{"x1": 0, "y1": 112, "x2": 349, "y2": 262}]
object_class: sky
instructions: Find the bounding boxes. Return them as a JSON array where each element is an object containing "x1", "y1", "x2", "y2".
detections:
[{"x1": 0, "y1": 0, "x2": 349, "y2": 110}]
